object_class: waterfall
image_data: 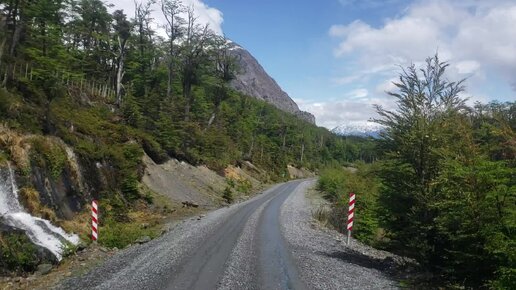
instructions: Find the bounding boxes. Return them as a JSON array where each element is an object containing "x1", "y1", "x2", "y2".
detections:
[{"x1": 0, "y1": 163, "x2": 80, "y2": 260}]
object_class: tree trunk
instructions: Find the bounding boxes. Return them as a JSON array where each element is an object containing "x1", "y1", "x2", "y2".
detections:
[
  {"x1": 167, "y1": 60, "x2": 173, "y2": 98},
  {"x1": 116, "y1": 37, "x2": 125, "y2": 107},
  {"x1": 183, "y1": 80, "x2": 192, "y2": 122},
  {"x1": 300, "y1": 143, "x2": 305, "y2": 163},
  {"x1": 207, "y1": 112, "x2": 216, "y2": 127},
  {"x1": 248, "y1": 135, "x2": 255, "y2": 159},
  {"x1": 167, "y1": 39, "x2": 174, "y2": 98}
]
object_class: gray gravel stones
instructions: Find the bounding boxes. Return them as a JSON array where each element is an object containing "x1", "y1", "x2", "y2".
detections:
[
  {"x1": 55, "y1": 181, "x2": 399, "y2": 290},
  {"x1": 280, "y1": 180, "x2": 399, "y2": 290}
]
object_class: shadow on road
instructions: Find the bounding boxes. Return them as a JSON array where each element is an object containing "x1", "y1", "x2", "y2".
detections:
[{"x1": 321, "y1": 249, "x2": 393, "y2": 272}]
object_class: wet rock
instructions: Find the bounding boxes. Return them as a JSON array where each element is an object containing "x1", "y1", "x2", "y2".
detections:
[
  {"x1": 36, "y1": 264, "x2": 53, "y2": 276},
  {"x1": 76, "y1": 241, "x2": 87, "y2": 251}
]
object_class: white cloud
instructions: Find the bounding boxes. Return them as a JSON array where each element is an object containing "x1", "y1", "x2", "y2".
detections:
[
  {"x1": 375, "y1": 78, "x2": 398, "y2": 94},
  {"x1": 331, "y1": 63, "x2": 397, "y2": 86},
  {"x1": 330, "y1": 0, "x2": 516, "y2": 90},
  {"x1": 109, "y1": 0, "x2": 224, "y2": 36},
  {"x1": 182, "y1": 0, "x2": 224, "y2": 35},
  {"x1": 455, "y1": 60, "x2": 480, "y2": 75},
  {"x1": 295, "y1": 92, "x2": 396, "y2": 129},
  {"x1": 347, "y1": 88, "x2": 368, "y2": 99}
]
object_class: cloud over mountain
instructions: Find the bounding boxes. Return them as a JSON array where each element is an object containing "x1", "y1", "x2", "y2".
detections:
[{"x1": 112, "y1": 0, "x2": 224, "y2": 35}]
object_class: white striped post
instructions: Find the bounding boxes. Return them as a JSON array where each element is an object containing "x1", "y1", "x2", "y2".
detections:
[
  {"x1": 347, "y1": 192, "x2": 355, "y2": 245},
  {"x1": 91, "y1": 200, "x2": 98, "y2": 242}
]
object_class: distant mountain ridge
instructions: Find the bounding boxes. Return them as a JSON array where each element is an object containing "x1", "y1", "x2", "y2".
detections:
[
  {"x1": 227, "y1": 41, "x2": 316, "y2": 124},
  {"x1": 332, "y1": 121, "x2": 384, "y2": 138}
]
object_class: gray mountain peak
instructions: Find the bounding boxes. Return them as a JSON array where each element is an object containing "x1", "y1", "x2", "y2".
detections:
[{"x1": 227, "y1": 41, "x2": 316, "y2": 124}]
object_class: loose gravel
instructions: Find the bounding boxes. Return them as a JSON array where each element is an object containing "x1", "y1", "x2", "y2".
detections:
[
  {"x1": 55, "y1": 180, "x2": 401, "y2": 290},
  {"x1": 281, "y1": 180, "x2": 399, "y2": 290},
  {"x1": 54, "y1": 184, "x2": 282, "y2": 290}
]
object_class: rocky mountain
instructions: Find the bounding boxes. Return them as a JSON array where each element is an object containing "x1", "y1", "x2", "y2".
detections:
[
  {"x1": 331, "y1": 121, "x2": 384, "y2": 138},
  {"x1": 227, "y1": 41, "x2": 316, "y2": 124}
]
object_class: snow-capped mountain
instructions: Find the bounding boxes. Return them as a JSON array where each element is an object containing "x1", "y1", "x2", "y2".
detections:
[{"x1": 331, "y1": 121, "x2": 384, "y2": 138}]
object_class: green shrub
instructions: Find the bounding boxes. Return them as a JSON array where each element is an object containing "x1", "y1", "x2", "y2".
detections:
[
  {"x1": 60, "y1": 241, "x2": 78, "y2": 258},
  {"x1": 30, "y1": 137, "x2": 67, "y2": 178},
  {"x1": 121, "y1": 175, "x2": 140, "y2": 201},
  {"x1": 99, "y1": 219, "x2": 159, "y2": 249},
  {"x1": 222, "y1": 187, "x2": 234, "y2": 204},
  {"x1": 0, "y1": 233, "x2": 40, "y2": 273},
  {"x1": 236, "y1": 179, "x2": 252, "y2": 195},
  {"x1": 317, "y1": 164, "x2": 382, "y2": 246}
]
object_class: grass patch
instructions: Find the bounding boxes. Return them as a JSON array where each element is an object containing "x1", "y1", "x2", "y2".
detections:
[
  {"x1": 98, "y1": 217, "x2": 161, "y2": 249},
  {"x1": 18, "y1": 187, "x2": 58, "y2": 222},
  {"x1": 312, "y1": 205, "x2": 332, "y2": 227},
  {"x1": 29, "y1": 136, "x2": 68, "y2": 179}
]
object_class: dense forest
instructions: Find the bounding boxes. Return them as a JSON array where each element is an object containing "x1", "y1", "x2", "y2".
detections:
[
  {"x1": 0, "y1": 0, "x2": 376, "y2": 181},
  {"x1": 318, "y1": 56, "x2": 515, "y2": 288}
]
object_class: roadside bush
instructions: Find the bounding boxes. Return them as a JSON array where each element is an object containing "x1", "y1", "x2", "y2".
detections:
[
  {"x1": 317, "y1": 164, "x2": 382, "y2": 246},
  {"x1": 236, "y1": 179, "x2": 252, "y2": 195},
  {"x1": 99, "y1": 219, "x2": 159, "y2": 249},
  {"x1": 222, "y1": 187, "x2": 234, "y2": 204}
]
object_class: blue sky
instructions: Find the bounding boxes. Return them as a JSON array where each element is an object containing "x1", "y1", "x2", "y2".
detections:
[{"x1": 117, "y1": 0, "x2": 516, "y2": 129}]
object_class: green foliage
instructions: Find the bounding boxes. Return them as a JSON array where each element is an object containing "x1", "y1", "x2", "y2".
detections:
[
  {"x1": 60, "y1": 241, "x2": 79, "y2": 258},
  {"x1": 235, "y1": 179, "x2": 252, "y2": 195},
  {"x1": 0, "y1": 233, "x2": 40, "y2": 273},
  {"x1": 317, "y1": 164, "x2": 381, "y2": 245},
  {"x1": 375, "y1": 54, "x2": 516, "y2": 287},
  {"x1": 30, "y1": 137, "x2": 67, "y2": 178},
  {"x1": 98, "y1": 219, "x2": 159, "y2": 249},
  {"x1": 0, "y1": 0, "x2": 381, "y2": 275},
  {"x1": 222, "y1": 187, "x2": 234, "y2": 204},
  {"x1": 0, "y1": 0, "x2": 376, "y2": 185}
]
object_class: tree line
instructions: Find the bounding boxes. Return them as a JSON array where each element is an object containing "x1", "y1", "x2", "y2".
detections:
[{"x1": 0, "y1": 0, "x2": 377, "y2": 183}]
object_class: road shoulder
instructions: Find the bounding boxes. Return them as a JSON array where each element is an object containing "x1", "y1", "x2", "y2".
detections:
[{"x1": 280, "y1": 180, "x2": 400, "y2": 290}]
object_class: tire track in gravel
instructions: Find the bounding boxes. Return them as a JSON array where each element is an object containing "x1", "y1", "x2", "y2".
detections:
[{"x1": 55, "y1": 181, "x2": 306, "y2": 290}]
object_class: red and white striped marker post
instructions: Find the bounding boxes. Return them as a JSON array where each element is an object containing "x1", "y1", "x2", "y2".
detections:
[
  {"x1": 91, "y1": 200, "x2": 98, "y2": 242},
  {"x1": 346, "y1": 192, "x2": 355, "y2": 245}
]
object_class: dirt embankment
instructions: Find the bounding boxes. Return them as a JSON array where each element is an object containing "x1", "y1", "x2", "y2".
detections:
[
  {"x1": 287, "y1": 165, "x2": 315, "y2": 179},
  {"x1": 142, "y1": 155, "x2": 227, "y2": 209}
]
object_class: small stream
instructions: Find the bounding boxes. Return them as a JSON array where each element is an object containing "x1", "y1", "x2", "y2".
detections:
[{"x1": 0, "y1": 163, "x2": 79, "y2": 260}]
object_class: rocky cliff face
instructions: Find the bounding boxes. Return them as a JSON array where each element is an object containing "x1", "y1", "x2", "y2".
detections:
[{"x1": 227, "y1": 42, "x2": 316, "y2": 124}]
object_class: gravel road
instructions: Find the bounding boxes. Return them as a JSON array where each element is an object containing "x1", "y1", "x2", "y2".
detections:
[{"x1": 55, "y1": 180, "x2": 398, "y2": 290}]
